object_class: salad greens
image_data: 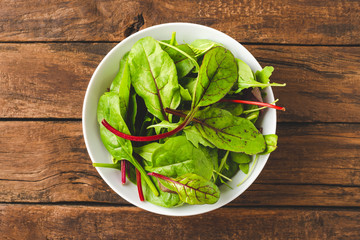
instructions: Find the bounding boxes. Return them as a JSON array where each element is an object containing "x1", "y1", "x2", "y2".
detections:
[{"x1": 94, "y1": 32, "x2": 285, "y2": 207}]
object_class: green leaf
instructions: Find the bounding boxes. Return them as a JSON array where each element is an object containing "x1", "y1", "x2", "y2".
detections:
[
  {"x1": 192, "y1": 47, "x2": 238, "y2": 108},
  {"x1": 161, "y1": 44, "x2": 197, "y2": 78},
  {"x1": 127, "y1": 89, "x2": 137, "y2": 135},
  {"x1": 97, "y1": 92, "x2": 133, "y2": 161},
  {"x1": 146, "y1": 136, "x2": 214, "y2": 180},
  {"x1": 262, "y1": 134, "x2": 278, "y2": 154},
  {"x1": 97, "y1": 92, "x2": 159, "y2": 196},
  {"x1": 235, "y1": 59, "x2": 285, "y2": 93},
  {"x1": 147, "y1": 120, "x2": 179, "y2": 135},
  {"x1": 212, "y1": 101, "x2": 244, "y2": 116},
  {"x1": 230, "y1": 152, "x2": 252, "y2": 164},
  {"x1": 183, "y1": 125, "x2": 215, "y2": 148},
  {"x1": 255, "y1": 66, "x2": 274, "y2": 84},
  {"x1": 128, "y1": 36, "x2": 181, "y2": 121},
  {"x1": 179, "y1": 85, "x2": 192, "y2": 101},
  {"x1": 188, "y1": 39, "x2": 222, "y2": 56},
  {"x1": 239, "y1": 163, "x2": 249, "y2": 174},
  {"x1": 179, "y1": 77, "x2": 197, "y2": 97},
  {"x1": 194, "y1": 107, "x2": 266, "y2": 154},
  {"x1": 141, "y1": 174, "x2": 183, "y2": 208},
  {"x1": 134, "y1": 142, "x2": 162, "y2": 162},
  {"x1": 110, "y1": 52, "x2": 131, "y2": 119},
  {"x1": 152, "y1": 173, "x2": 220, "y2": 205}
]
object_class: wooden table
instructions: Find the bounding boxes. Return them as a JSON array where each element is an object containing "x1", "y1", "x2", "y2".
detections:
[{"x1": 1, "y1": 1, "x2": 359, "y2": 239}]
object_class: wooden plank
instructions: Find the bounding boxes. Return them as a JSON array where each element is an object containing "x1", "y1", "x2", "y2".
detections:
[
  {"x1": 1, "y1": 205, "x2": 359, "y2": 239},
  {"x1": 0, "y1": 43, "x2": 359, "y2": 122},
  {"x1": 0, "y1": 0, "x2": 359, "y2": 44},
  {"x1": 0, "y1": 122, "x2": 359, "y2": 206}
]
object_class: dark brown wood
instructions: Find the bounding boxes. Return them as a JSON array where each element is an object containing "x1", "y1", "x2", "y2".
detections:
[
  {"x1": 0, "y1": 43, "x2": 359, "y2": 122},
  {"x1": 0, "y1": 0, "x2": 359, "y2": 44},
  {"x1": 0, "y1": 122, "x2": 359, "y2": 206},
  {"x1": 1, "y1": 204, "x2": 359, "y2": 239}
]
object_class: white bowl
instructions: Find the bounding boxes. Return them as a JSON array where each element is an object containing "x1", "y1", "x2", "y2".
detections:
[{"x1": 82, "y1": 23, "x2": 276, "y2": 216}]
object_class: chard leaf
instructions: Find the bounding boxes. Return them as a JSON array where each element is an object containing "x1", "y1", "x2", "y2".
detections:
[
  {"x1": 128, "y1": 36, "x2": 181, "y2": 121},
  {"x1": 146, "y1": 136, "x2": 214, "y2": 180},
  {"x1": 180, "y1": 77, "x2": 197, "y2": 97},
  {"x1": 161, "y1": 44, "x2": 197, "y2": 78},
  {"x1": 262, "y1": 134, "x2": 278, "y2": 154},
  {"x1": 183, "y1": 125, "x2": 214, "y2": 148},
  {"x1": 212, "y1": 101, "x2": 244, "y2": 116},
  {"x1": 235, "y1": 59, "x2": 285, "y2": 93},
  {"x1": 110, "y1": 52, "x2": 131, "y2": 119},
  {"x1": 193, "y1": 47, "x2": 238, "y2": 108},
  {"x1": 150, "y1": 173, "x2": 220, "y2": 205},
  {"x1": 194, "y1": 107, "x2": 266, "y2": 155},
  {"x1": 188, "y1": 39, "x2": 222, "y2": 56}
]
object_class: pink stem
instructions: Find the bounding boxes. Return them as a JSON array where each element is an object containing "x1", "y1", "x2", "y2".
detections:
[
  {"x1": 101, "y1": 114, "x2": 192, "y2": 142},
  {"x1": 121, "y1": 160, "x2": 126, "y2": 184},
  {"x1": 136, "y1": 169, "x2": 144, "y2": 201},
  {"x1": 219, "y1": 99, "x2": 285, "y2": 111}
]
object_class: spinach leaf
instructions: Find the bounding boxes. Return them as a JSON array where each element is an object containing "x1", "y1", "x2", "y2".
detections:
[
  {"x1": 110, "y1": 52, "x2": 131, "y2": 119},
  {"x1": 188, "y1": 39, "x2": 222, "y2": 56},
  {"x1": 145, "y1": 136, "x2": 214, "y2": 180},
  {"x1": 234, "y1": 59, "x2": 285, "y2": 93},
  {"x1": 183, "y1": 125, "x2": 214, "y2": 148},
  {"x1": 150, "y1": 173, "x2": 220, "y2": 205},
  {"x1": 193, "y1": 107, "x2": 266, "y2": 154},
  {"x1": 128, "y1": 36, "x2": 181, "y2": 121},
  {"x1": 192, "y1": 47, "x2": 238, "y2": 108},
  {"x1": 133, "y1": 142, "x2": 162, "y2": 162},
  {"x1": 262, "y1": 134, "x2": 278, "y2": 154},
  {"x1": 97, "y1": 92, "x2": 159, "y2": 196},
  {"x1": 161, "y1": 44, "x2": 197, "y2": 78}
]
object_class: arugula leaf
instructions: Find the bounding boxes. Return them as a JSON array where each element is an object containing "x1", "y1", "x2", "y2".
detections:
[
  {"x1": 193, "y1": 107, "x2": 266, "y2": 154},
  {"x1": 235, "y1": 59, "x2": 285, "y2": 93},
  {"x1": 183, "y1": 125, "x2": 214, "y2": 148},
  {"x1": 110, "y1": 52, "x2": 131, "y2": 119},
  {"x1": 150, "y1": 173, "x2": 220, "y2": 205},
  {"x1": 262, "y1": 134, "x2": 278, "y2": 154},
  {"x1": 192, "y1": 47, "x2": 238, "y2": 108},
  {"x1": 188, "y1": 39, "x2": 222, "y2": 56},
  {"x1": 128, "y1": 36, "x2": 181, "y2": 121}
]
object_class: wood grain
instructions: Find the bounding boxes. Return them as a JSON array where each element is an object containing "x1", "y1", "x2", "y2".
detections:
[
  {"x1": 0, "y1": 0, "x2": 359, "y2": 44},
  {"x1": 1, "y1": 43, "x2": 359, "y2": 122},
  {"x1": 1, "y1": 205, "x2": 359, "y2": 239},
  {"x1": 0, "y1": 122, "x2": 359, "y2": 206}
]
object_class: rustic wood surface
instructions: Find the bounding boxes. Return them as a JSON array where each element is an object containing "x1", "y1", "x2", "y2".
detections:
[{"x1": 1, "y1": 0, "x2": 359, "y2": 239}]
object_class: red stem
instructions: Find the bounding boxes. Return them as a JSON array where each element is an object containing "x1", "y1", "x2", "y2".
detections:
[
  {"x1": 148, "y1": 172, "x2": 173, "y2": 182},
  {"x1": 101, "y1": 112, "x2": 194, "y2": 142},
  {"x1": 136, "y1": 169, "x2": 144, "y2": 201},
  {"x1": 121, "y1": 160, "x2": 126, "y2": 184},
  {"x1": 219, "y1": 99, "x2": 285, "y2": 111}
]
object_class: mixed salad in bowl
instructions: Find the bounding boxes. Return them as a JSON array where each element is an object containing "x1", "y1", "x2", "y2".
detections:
[{"x1": 93, "y1": 32, "x2": 285, "y2": 208}]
